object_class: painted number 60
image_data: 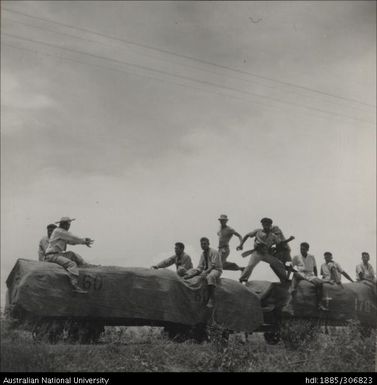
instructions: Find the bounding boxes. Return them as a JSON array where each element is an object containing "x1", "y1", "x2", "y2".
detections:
[{"x1": 82, "y1": 275, "x2": 103, "y2": 291}]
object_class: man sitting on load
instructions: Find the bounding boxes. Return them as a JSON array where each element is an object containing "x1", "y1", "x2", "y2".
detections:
[
  {"x1": 184, "y1": 237, "x2": 222, "y2": 308},
  {"x1": 356, "y1": 252, "x2": 376, "y2": 283},
  {"x1": 38, "y1": 223, "x2": 57, "y2": 261},
  {"x1": 44, "y1": 217, "x2": 94, "y2": 294},
  {"x1": 291, "y1": 242, "x2": 327, "y2": 311},
  {"x1": 320, "y1": 252, "x2": 354, "y2": 285},
  {"x1": 152, "y1": 242, "x2": 193, "y2": 277}
]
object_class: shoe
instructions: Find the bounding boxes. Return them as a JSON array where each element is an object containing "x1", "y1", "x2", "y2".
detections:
[
  {"x1": 206, "y1": 299, "x2": 215, "y2": 308},
  {"x1": 72, "y1": 286, "x2": 88, "y2": 294},
  {"x1": 318, "y1": 304, "x2": 329, "y2": 311}
]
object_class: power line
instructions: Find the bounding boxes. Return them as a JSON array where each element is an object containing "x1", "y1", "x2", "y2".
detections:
[
  {"x1": 5, "y1": 41, "x2": 372, "y2": 130},
  {"x1": 3, "y1": 32, "x2": 374, "y2": 125},
  {"x1": 3, "y1": 15, "x2": 372, "y2": 115},
  {"x1": 3, "y1": 7, "x2": 375, "y2": 108},
  {"x1": 2, "y1": 42, "x2": 290, "y2": 114}
]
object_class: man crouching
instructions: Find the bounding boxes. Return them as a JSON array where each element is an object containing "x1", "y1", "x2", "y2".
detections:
[{"x1": 184, "y1": 237, "x2": 223, "y2": 308}]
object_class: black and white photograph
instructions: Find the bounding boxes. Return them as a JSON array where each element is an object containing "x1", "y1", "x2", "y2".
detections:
[{"x1": 1, "y1": 0, "x2": 376, "y2": 376}]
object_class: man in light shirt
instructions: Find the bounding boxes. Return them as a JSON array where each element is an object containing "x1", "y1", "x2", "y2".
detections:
[
  {"x1": 217, "y1": 214, "x2": 244, "y2": 272},
  {"x1": 291, "y1": 242, "x2": 326, "y2": 310},
  {"x1": 38, "y1": 223, "x2": 57, "y2": 261},
  {"x1": 184, "y1": 237, "x2": 222, "y2": 308},
  {"x1": 356, "y1": 252, "x2": 376, "y2": 283},
  {"x1": 237, "y1": 217, "x2": 289, "y2": 284},
  {"x1": 320, "y1": 252, "x2": 354, "y2": 284},
  {"x1": 152, "y1": 242, "x2": 193, "y2": 277},
  {"x1": 292, "y1": 242, "x2": 319, "y2": 280},
  {"x1": 44, "y1": 217, "x2": 94, "y2": 293}
]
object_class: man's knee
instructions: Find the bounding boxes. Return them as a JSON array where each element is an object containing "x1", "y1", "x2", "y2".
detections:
[
  {"x1": 65, "y1": 259, "x2": 79, "y2": 276},
  {"x1": 207, "y1": 271, "x2": 221, "y2": 286},
  {"x1": 248, "y1": 253, "x2": 261, "y2": 268},
  {"x1": 49, "y1": 255, "x2": 76, "y2": 268},
  {"x1": 65, "y1": 251, "x2": 85, "y2": 265}
]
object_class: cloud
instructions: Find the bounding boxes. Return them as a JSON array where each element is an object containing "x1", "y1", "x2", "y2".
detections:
[{"x1": 1, "y1": 71, "x2": 58, "y2": 137}]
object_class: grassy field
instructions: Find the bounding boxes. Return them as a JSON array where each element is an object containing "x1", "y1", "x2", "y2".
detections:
[{"x1": 1, "y1": 320, "x2": 376, "y2": 372}]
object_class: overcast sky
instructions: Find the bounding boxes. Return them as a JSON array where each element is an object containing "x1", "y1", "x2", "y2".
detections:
[{"x1": 1, "y1": 1, "x2": 376, "y2": 306}]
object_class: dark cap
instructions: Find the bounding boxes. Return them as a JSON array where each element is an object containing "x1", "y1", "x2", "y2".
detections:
[
  {"x1": 47, "y1": 224, "x2": 57, "y2": 229},
  {"x1": 261, "y1": 217, "x2": 273, "y2": 225}
]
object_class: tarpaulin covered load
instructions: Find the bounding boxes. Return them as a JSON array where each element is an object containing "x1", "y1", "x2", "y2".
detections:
[
  {"x1": 247, "y1": 279, "x2": 376, "y2": 326},
  {"x1": 246, "y1": 280, "x2": 290, "y2": 312},
  {"x1": 291, "y1": 280, "x2": 376, "y2": 325},
  {"x1": 6, "y1": 259, "x2": 263, "y2": 333}
]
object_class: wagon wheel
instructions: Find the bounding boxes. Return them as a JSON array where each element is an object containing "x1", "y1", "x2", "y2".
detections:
[
  {"x1": 66, "y1": 320, "x2": 81, "y2": 343},
  {"x1": 359, "y1": 324, "x2": 372, "y2": 338},
  {"x1": 32, "y1": 319, "x2": 49, "y2": 342},
  {"x1": 280, "y1": 318, "x2": 320, "y2": 350},
  {"x1": 77, "y1": 321, "x2": 93, "y2": 344},
  {"x1": 87, "y1": 322, "x2": 105, "y2": 343},
  {"x1": 47, "y1": 320, "x2": 64, "y2": 344},
  {"x1": 32, "y1": 319, "x2": 64, "y2": 344},
  {"x1": 191, "y1": 323, "x2": 209, "y2": 343},
  {"x1": 164, "y1": 324, "x2": 192, "y2": 343},
  {"x1": 263, "y1": 329, "x2": 281, "y2": 345}
]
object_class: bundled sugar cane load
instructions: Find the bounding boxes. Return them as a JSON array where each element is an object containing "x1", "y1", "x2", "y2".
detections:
[
  {"x1": 5, "y1": 259, "x2": 263, "y2": 343},
  {"x1": 246, "y1": 279, "x2": 376, "y2": 327}
]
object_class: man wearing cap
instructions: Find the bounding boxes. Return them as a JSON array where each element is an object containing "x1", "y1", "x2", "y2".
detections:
[
  {"x1": 152, "y1": 242, "x2": 193, "y2": 277},
  {"x1": 44, "y1": 217, "x2": 94, "y2": 293},
  {"x1": 217, "y1": 215, "x2": 244, "y2": 272},
  {"x1": 320, "y1": 252, "x2": 354, "y2": 284},
  {"x1": 184, "y1": 237, "x2": 222, "y2": 308},
  {"x1": 237, "y1": 217, "x2": 289, "y2": 283},
  {"x1": 38, "y1": 224, "x2": 57, "y2": 261}
]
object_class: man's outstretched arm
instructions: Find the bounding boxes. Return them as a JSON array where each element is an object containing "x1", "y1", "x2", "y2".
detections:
[{"x1": 152, "y1": 256, "x2": 175, "y2": 269}]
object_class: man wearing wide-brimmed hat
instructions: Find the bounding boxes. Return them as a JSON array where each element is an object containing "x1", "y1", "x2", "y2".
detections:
[
  {"x1": 44, "y1": 217, "x2": 94, "y2": 293},
  {"x1": 237, "y1": 217, "x2": 289, "y2": 284},
  {"x1": 217, "y1": 214, "x2": 244, "y2": 272},
  {"x1": 38, "y1": 223, "x2": 57, "y2": 261}
]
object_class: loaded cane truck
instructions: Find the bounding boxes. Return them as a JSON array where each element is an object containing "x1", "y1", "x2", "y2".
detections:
[
  {"x1": 4, "y1": 259, "x2": 263, "y2": 343},
  {"x1": 5, "y1": 259, "x2": 376, "y2": 345}
]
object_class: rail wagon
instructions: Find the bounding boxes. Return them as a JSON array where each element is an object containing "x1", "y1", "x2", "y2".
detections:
[{"x1": 5, "y1": 259, "x2": 263, "y2": 343}]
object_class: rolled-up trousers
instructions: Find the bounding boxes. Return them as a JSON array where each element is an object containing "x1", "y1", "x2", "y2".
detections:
[{"x1": 45, "y1": 251, "x2": 85, "y2": 285}]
